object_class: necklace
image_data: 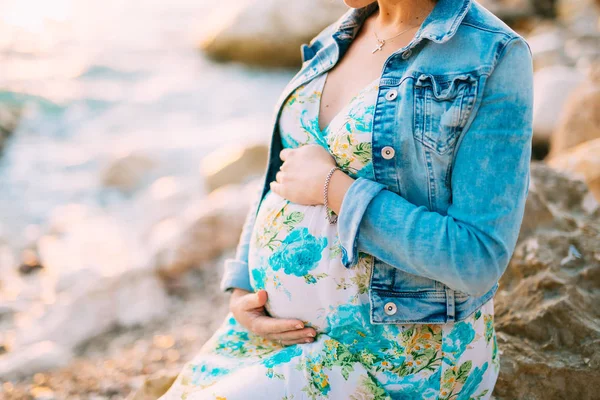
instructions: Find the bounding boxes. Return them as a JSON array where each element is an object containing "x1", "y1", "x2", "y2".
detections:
[{"x1": 372, "y1": 24, "x2": 420, "y2": 54}]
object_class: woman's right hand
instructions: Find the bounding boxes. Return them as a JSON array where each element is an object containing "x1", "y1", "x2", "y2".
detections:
[{"x1": 229, "y1": 288, "x2": 317, "y2": 346}]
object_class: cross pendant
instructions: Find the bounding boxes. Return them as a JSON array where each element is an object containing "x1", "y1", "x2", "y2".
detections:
[{"x1": 372, "y1": 40, "x2": 385, "y2": 54}]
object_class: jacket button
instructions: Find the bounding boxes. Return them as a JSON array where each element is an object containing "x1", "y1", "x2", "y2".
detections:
[
  {"x1": 401, "y1": 49, "x2": 412, "y2": 59},
  {"x1": 385, "y1": 89, "x2": 397, "y2": 101},
  {"x1": 381, "y1": 146, "x2": 395, "y2": 160},
  {"x1": 384, "y1": 302, "x2": 397, "y2": 315}
]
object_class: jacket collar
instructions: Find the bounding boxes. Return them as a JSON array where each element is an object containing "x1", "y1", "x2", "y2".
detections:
[{"x1": 335, "y1": 0, "x2": 472, "y2": 44}]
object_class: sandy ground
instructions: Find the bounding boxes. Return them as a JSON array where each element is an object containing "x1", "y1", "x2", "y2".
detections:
[{"x1": 2, "y1": 267, "x2": 230, "y2": 400}]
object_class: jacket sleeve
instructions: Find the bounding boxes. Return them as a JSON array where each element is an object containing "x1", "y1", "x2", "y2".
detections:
[
  {"x1": 219, "y1": 181, "x2": 264, "y2": 293},
  {"x1": 336, "y1": 36, "x2": 534, "y2": 297}
]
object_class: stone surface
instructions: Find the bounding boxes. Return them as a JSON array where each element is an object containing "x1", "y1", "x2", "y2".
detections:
[
  {"x1": 494, "y1": 161, "x2": 600, "y2": 400},
  {"x1": 546, "y1": 138, "x2": 600, "y2": 202},
  {"x1": 547, "y1": 63, "x2": 600, "y2": 158},
  {"x1": 0, "y1": 341, "x2": 73, "y2": 381},
  {"x1": 101, "y1": 153, "x2": 158, "y2": 194},
  {"x1": 198, "y1": 0, "x2": 348, "y2": 67},
  {"x1": 151, "y1": 180, "x2": 261, "y2": 280},
  {"x1": 532, "y1": 65, "x2": 585, "y2": 146},
  {"x1": 200, "y1": 142, "x2": 268, "y2": 193},
  {"x1": 1, "y1": 260, "x2": 230, "y2": 400},
  {"x1": 0, "y1": 206, "x2": 170, "y2": 380},
  {"x1": 477, "y1": 0, "x2": 556, "y2": 22},
  {"x1": 12, "y1": 269, "x2": 169, "y2": 352}
]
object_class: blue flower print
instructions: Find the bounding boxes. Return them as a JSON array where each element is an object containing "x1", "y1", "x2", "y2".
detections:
[
  {"x1": 326, "y1": 304, "x2": 387, "y2": 355},
  {"x1": 456, "y1": 361, "x2": 489, "y2": 400},
  {"x1": 443, "y1": 321, "x2": 476, "y2": 365},
  {"x1": 268, "y1": 227, "x2": 327, "y2": 277},
  {"x1": 386, "y1": 367, "x2": 441, "y2": 400},
  {"x1": 251, "y1": 268, "x2": 267, "y2": 290},
  {"x1": 190, "y1": 362, "x2": 231, "y2": 386},
  {"x1": 262, "y1": 345, "x2": 303, "y2": 368}
]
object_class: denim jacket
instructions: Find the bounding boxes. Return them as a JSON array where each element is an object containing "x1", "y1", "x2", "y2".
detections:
[{"x1": 220, "y1": 0, "x2": 534, "y2": 324}]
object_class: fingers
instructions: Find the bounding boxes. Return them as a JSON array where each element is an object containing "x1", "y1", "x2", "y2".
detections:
[
  {"x1": 280, "y1": 337, "x2": 313, "y2": 346},
  {"x1": 270, "y1": 181, "x2": 283, "y2": 196},
  {"x1": 238, "y1": 290, "x2": 267, "y2": 310},
  {"x1": 233, "y1": 289, "x2": 317, "y2": 346},
  {"x1": 275, "y1": 170, "x2": 284, "y2": 183},
  {"x1": 279, "y1": 148, "x2": 291, "y2": 161},
  {"x1": 251, "y1": 314, "x2": 306, "y2": 336},
  {"x1": 271, "y1": 327, "x2": 317, "y2": 346}
]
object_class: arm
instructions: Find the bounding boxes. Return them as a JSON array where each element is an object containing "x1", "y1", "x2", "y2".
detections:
[
  {"x1": 219, "y1": 180, "x2": 264, "y2": 293},
  {"x1": 334, "y1": 36, "x2": 534, "y2": 297}
]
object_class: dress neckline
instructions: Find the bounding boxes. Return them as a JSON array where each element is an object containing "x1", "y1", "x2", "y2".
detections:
[{"x1": 316, "y1": 70, "x2": 380, "y2": 134}]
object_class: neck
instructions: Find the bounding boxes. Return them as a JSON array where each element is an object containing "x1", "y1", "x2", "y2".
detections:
[{"x1": 374, "y1": 0, "x2": 437, "y2": 35}]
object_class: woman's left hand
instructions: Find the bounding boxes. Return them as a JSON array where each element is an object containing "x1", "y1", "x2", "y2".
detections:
[{"x1": 270, "y1": 144, "x2": 336, "y2": 206}]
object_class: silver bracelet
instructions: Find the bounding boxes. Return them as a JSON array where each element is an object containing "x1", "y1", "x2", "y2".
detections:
[{"x1": 323, "y1": 166, "x2": 341, "y2": 224}]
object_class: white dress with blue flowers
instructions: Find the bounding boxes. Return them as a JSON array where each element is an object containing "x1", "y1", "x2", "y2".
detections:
[{"x1": 159, "y1": 70, "x2": 500, "y2": 400}]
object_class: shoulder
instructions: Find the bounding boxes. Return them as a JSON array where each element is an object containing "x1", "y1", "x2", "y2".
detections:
[{"x1": 459, "y1": 1, "x2": 532, "y2": 61}]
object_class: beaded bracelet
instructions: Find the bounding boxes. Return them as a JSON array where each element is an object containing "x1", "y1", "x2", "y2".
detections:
[{"x1": 323, "y1": 166, "x2": 341, "y2": 224}]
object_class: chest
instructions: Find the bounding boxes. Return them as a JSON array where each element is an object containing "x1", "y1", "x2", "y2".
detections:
[
  {"x1": 264, "y1": 32, "x2": 490, "y2": 216},
  {"x1": 278, "y1": 70, "x2": 379, "y2": 180},
  {"x1": 317, "y1": 27, "x2": 415, "y2": 133}
]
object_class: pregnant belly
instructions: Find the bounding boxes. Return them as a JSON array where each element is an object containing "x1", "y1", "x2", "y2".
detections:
[{"x1": 247, "y1": 189, "x2": 373, "y2": 331}]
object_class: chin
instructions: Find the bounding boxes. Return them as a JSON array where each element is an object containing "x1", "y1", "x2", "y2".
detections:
[{"x1": 343, "y1": 0, "x2": 377, "y2": 8}]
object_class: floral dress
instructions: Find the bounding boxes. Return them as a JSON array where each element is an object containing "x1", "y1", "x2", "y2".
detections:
[{"x1": 159, "y1": 70, "x2": 500, "y2": 400}]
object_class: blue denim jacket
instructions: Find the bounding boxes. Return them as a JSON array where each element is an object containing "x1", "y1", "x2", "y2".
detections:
[{"x1": 220, "y1": 0, "x2": 534, "y2": 324}]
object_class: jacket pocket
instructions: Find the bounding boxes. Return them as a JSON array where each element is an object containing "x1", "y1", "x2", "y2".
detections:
[{"x1": 413, "y1": 72, "x2": 479, "y2": 155}]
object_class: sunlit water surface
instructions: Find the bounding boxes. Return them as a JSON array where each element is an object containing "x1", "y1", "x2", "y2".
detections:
[{"x1": 0, "y1": 0, "x2": 294, "y2": 249}]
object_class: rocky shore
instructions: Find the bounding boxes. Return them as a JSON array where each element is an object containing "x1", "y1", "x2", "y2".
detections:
[
  {"x1": 1, "y1": 0, "x2": 599, "y2": 399},
  {"x1": 1, "y1": 159, "x2": 598, "y2": 400}
]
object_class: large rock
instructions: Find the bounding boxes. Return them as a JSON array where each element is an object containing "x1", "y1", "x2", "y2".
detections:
[
  {"x1": 493, "y1": 161, "x2": 600, "y2": 400},
  {"x1": 11, "y1": 268, "x2": 170, "y2": 352},
  {"x1": 198, "y1": 0, "x2": 348, "y2": 68},
  {"x1": 150, "y1": 180, "x2": 261, "y2": 280},
  {"x1": 547, "y1": 63, "x2": 600, "y2": 158},
  {"x1": 0, "y1": 341, "x2": 73, "y2": 381},
  {"x1": 0, "y1": 207, "x2": 170, "y2": 381},
  {"x1": 101, "y1": 152, "x2": 158, "y2": 194},
  {"x1": 200, "y1": 143, "x2": 268, "y2": 193},
  {"x1": 532, "y1": 65, "x2": 585, "y2": 149},
  {"x1": 546, "y1": 138, "x2": 600, "y2": 202},
  {"x1": 477, "y1": 0, "x2": 557, "y2": 23}
]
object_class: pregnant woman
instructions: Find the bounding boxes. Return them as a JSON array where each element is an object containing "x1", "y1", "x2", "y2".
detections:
[{"x1": 160, "y1": 0, "x2": 533, "y2": 398}]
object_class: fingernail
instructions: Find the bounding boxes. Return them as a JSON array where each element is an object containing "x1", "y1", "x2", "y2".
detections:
[
  {"x1": 305, "y1": 338, "x2": 312, "y2": 343},
  {"x1": 307, "y1": 332, "x2": 315, "y2": 337},
  {"x1": 295, "y1": 324, "x2": 303, "y2": 329}
]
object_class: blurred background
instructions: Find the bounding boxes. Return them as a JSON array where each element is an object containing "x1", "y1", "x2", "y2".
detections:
[{"x1": 0, "y1": 0, "x2": 598, "y2": 399}]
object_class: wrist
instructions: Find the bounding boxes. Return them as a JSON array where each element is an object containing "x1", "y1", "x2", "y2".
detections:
[
  {"x1": 324, "y1": 168, "x2": 354, "y2": 214},
  {"x1": 316, "y1": 165, "x2": 337, "y2": 205}
]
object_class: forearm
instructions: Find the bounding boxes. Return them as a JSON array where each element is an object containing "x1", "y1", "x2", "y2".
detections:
[{"x1": 338, "y1": 178, "x2": 526, "y2": 297}]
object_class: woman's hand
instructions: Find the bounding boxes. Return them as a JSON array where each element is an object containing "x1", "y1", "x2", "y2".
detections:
[
  {"x1": 270, "y1": 144, "x2": 355, "y2": 213},
  {"x1": 229, "y1": 288, "x2": 317, "y2": 346},
  {"x1": 270, "y1": 144, "x2": 336, "y2": 205}
]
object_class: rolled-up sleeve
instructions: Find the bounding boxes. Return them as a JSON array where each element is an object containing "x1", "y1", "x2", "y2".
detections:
[
  {"x1": 336, "y1": 36, "x2": 534, "y2": 297},
  {"x1": 337, "y1": 177, "x2": 387, "y2": 268}
]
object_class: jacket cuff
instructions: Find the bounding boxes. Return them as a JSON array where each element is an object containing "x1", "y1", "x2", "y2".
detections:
[
  {"x1": 219, "y1": 258, "x2": 253, "y2": 293},
  {"x1": 337, "y1": 177, "x2": 387, "y2": 268}
]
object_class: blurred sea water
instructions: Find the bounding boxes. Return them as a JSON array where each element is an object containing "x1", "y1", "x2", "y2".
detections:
[{"x1": 0, "y1": 0, "x2": 294, "y2": 249}]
